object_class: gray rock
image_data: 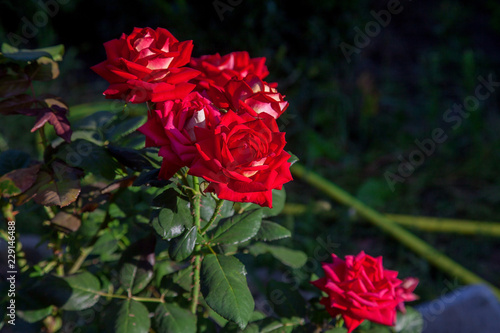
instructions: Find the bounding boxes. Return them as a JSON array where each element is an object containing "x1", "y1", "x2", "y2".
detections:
[{"x1": 416, "y1": 284, "x2": 500, "y2": 333}]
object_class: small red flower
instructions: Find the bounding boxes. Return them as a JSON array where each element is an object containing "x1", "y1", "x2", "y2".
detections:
[
  {"x1": 91, "y1": 27, "x2": 200, "y2": 103},
  {"x1": 206, "y1": 75, "x2": 288, "y2": 119},
  {"x1": 396, "y1": 277, "x2": 419, "y2": 313},
  {"x1": 311, "y1": 252, "x2": 418, "y2": 333}
]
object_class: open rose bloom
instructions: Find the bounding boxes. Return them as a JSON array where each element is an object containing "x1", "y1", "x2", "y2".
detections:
[
  {"x1": 93, "y1": 27, "x2": 293, "y2": 208},
  {"x1": 91, "y1": 27, "x2": 199, "y2": 103},
  {"x1": 311, "y1": 251, "x2": 418, "y2": 333},
  {"x1": 189, "y1": 111, "x2": 292, "y2": 207},
  {"x1": 189, "y1": 51, "x2": 269, "y2": 91}
]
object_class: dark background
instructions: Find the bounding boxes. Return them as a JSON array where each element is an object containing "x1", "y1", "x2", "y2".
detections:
[{"x1": 2, "y1": 0, "x2": 500, "y2": 301}]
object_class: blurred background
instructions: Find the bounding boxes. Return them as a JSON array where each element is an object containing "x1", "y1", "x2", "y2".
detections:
[{"x1": 2, "y1": 0, "x2": 500, "y2": 303}]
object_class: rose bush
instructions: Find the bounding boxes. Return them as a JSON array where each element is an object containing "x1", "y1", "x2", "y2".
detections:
[
  {"x1": 0, "y1": 26, "x2": 426, "y2": 333},
  {"x1": 311, "y1": 251, "x2": 418, "y2": 333},
  {"x1": 90, "y1": 27, "x2": 199, "y2": 103}
]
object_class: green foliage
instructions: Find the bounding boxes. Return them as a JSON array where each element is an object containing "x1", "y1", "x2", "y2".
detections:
[
  {"x1": 169, "y1": 226, "x2": 197, "y2": 261},
  {"x1": 0, "y1": 7, "x2": 442, "y2": 331},
  {"x1": 104, "y1": 299, "x2": 151, "y2": 333},
  {"x1": 394, "y1": 308, "x2": 424, "y2": 333},
  {"x1": 154, "y1": 303, "x2": 197, "y2": 333},
  {"x1": 119, "y1": 234, "x2": 156, "y2": 295},
  {"x1": 209, "y1": 209, "x2": 263, "y2": 245},
  {"x1": 201, "y1": 254, "x2": 255, "y2": 329},
  {"x1": 255, "y1": 220, "x2": 291, "y2": 241}
]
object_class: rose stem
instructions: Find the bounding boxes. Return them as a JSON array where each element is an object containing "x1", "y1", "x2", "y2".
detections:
[{"x1": 191, "y1": 176, "x2": 202, "y2": 314}]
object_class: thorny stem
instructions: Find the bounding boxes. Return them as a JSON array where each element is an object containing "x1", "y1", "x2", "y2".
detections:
[
  {"x1": 200, "y1": 198, "x2": 224, "y2": 234},
  {"x1": 97, "y1": 291, "x2": 164, "y2": 303},
  {"x1": 191, "y1": 176, "x2": 202, "y2": 314}
]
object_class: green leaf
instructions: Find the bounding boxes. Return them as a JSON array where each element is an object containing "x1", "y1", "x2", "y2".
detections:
[
  {"x1": 105, "y1": 299, "x2": 151, "y2": 333},
  {"x1": 1, "y1": 44, "x2": 52, "y2": 61},
  {"x1": 91, "y1": 231, "x2": 119, "y2": 255},
  {"x1": 255, "y1": 220, "x2": 291, "y2": 242},
  {"x1": 210, "y1": 210, "x2": 263, "y2": 245},
  {"x1": 1, "y1": 43, "x2": 64, "y2": 61},
  {"x1": 266, "y1": 281, "x2": 306, "y2": 318},
  {"x1": 0, "y1": 149, "x2": 31, "y2": 175},
  {"x1": 36, "y1": 45, "x2": 65, "y2": 61},
  {"x1": 153, "y1": 259, "x2": 185, "y2": 286},
  {"x1": 151, "y1": 189, "x2": 192, "y2": 240},
  {"x1": 17, "y1": 304, "x2": 54, "y2": 323},
  {"x1": 394, "y1": 307, "x2": 423, "y2": 333},
  {"x1": 200, "y1": 195, "x2": 234, "y2": 225},
  {"x1": 153, "y1": 302, "x2": 197, "y2": 333},
  {"x1": 56, "y1": 139, "x2": 120, "y2": 180},
  {"x1": 60, "y1": 272, "x2": 101, "y2": 311},
  {"x1": 29, "y1": 272, "x2": 101, "y2": 311},
  {"x1": 287, "y1": 152, "x2": 299, "y2": 166},
  {"x1": 151, "y1": 208, "x2": 186, "y2": 240},
  {"x1": 201, "y1": 254, "x2": 254, "y2": 329},
  {"x1": 105, "y1": 116, "x2": 146, "y2": 142},
  {"x1": 169, "y1": 226, "x2": 197, "y2": 261},
  {"x1": 171, "y1": 265, "x2": 194, "y2": 291},
  {"x1": 248, "y1": 243, "x2": 308, "y2": 269},
  {"x1": 119, "y1": 234, "x2": 156, "y2": 295},
  {"x1": 261, "y1": 188, "x2": 286, "y2": 217},
  {"x1": 73, "y1": 110, "x2": 115, "y2": 131}
]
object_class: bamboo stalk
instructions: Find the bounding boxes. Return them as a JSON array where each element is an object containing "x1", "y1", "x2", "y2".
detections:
[
  {"x1": 386, "y1": 214, "x2": 500, "y2": 237},
  {"x1": 290, "y1": 163, "x2": 500, "y2": 299},
  {"x1": 282, "y1": 202, "x2": 500, "y2": 237}
]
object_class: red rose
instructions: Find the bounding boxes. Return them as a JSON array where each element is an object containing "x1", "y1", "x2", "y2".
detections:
[
  {"x1": 311, "y1": 252, "x2": 416, "y2": 333},
  {"x1": 395, "y1": 277, "x2": 419, "y2": 313},
  {"x1": 206, "y1": 75, "x2": 288, "y2": 119},
  {"x1": 91, "y1": 27, "x2": 200, "y2": 103},
  {"x1": 189, "y1": 51, "x2": 269, "y2": 91},
  {"x1": 188, "y1": 110, "x2": 292, "y2": 208},
  {"x1": 138, "y1": 92, "x2": 221, "y2": 180}
]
